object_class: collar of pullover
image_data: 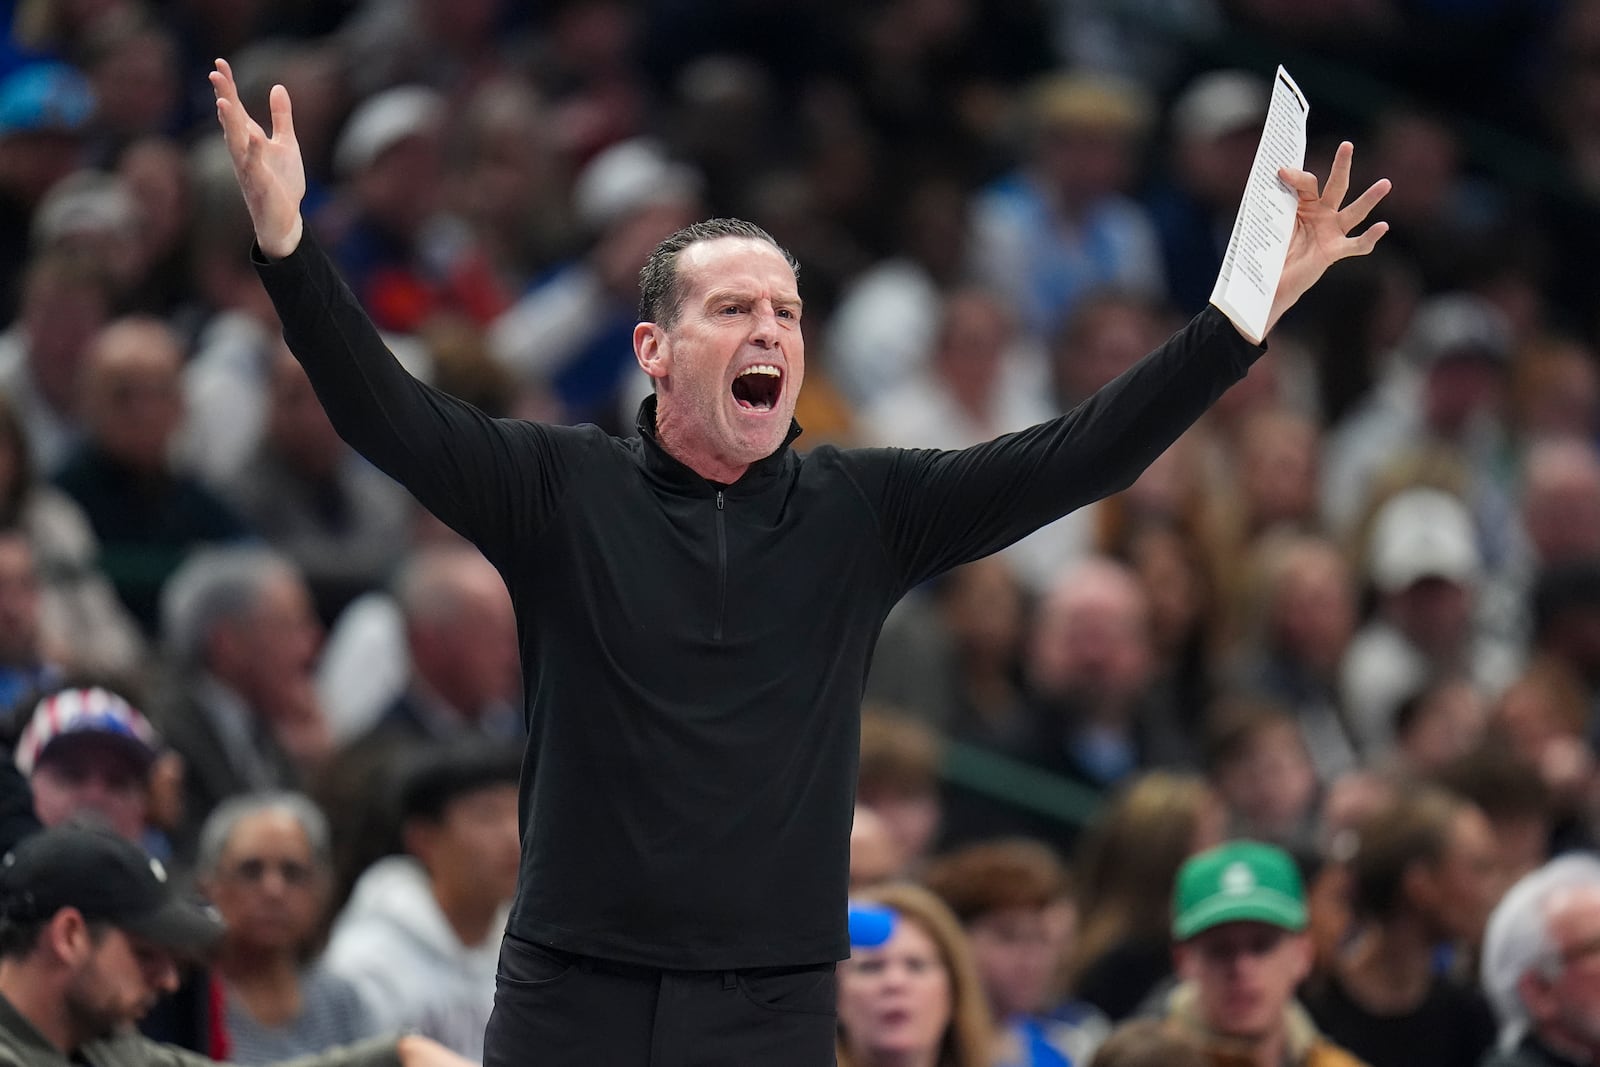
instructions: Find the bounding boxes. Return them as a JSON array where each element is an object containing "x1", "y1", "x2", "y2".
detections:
[{"x1": 634, "y1": 395, "x2": 803, "y2": 496}]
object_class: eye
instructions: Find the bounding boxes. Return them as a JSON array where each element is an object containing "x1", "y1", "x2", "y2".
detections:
[
  {"x1": 777, "y1": 308, "x2": 795, "y2": 319},
  {"x1": 720, "y1": 304, "x2": 743, "y2": 315}
]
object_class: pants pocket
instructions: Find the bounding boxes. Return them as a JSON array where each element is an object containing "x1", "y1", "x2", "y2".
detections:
[
  {"x1": 496, "y1": 933, "x2": 578, "y2": 988},
  {"x1": 736, "y1": 963, "x2": 838, "y2": 1016}
]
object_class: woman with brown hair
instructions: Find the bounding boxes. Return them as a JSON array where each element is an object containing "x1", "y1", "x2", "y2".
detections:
[
  {"x1": 1065, "y1": 771, "x2": 1224, "y2": 1020},
  {"x1": 838, "y1": 881, "x2": 998, "y2": 1067}
]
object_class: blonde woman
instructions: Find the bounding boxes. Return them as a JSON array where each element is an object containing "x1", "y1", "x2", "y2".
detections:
[{"x1": 839, "y1": 882, "x2": 997, "y2": 1067}]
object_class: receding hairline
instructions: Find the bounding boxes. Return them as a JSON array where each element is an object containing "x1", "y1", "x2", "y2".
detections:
[{"x1": 669, "y1": 237, "x2": 801, "y2": 303}]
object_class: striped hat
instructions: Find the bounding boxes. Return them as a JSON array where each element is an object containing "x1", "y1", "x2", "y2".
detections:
[{"x1": 14, "y1": 687, "x2": 160, "y2": 777}]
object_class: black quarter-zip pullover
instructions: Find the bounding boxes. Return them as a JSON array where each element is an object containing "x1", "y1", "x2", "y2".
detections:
[{"x1": 257, "y1": 236, "x2": 1263, "y2": 970}]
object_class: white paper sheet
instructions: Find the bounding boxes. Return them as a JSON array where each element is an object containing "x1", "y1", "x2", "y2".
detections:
[{"x1": 1209, "y1": 65, "x2": 1309, "y2": 344}]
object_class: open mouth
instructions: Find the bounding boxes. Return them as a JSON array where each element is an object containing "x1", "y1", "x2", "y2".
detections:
[{"x1": 731, "y1": 364, "x2": 782, "y2": 413}]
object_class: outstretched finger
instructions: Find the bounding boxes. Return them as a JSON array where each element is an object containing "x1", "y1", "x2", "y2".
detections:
[
  {"x1": 268, "y1": 83, "x2": 297, "y2": 147},
  {"x1": 1337, "y1": 178, "x2": 1392, "y2": 232},
  {"x1": 1346, "y1": 220, "x2": 1389, "y2": 257},
  {"x1": 1322, "y1": 141, "x2": 1354, "y2": 210}
]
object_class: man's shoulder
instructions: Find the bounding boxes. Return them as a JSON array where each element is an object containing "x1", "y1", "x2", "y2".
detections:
[{"x1": 80, "y1": 1030, "x2": 191, "y2": 1067}]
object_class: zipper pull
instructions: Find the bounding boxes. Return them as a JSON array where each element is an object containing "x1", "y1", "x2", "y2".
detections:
[{"x1": 716, "y1": 490, "x2": 725, "y2": 510}]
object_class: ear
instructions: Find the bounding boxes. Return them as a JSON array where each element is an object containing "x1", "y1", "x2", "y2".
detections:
[
  {"x1": 1519, "y1": 969, "x2": 1555, "y2": 1025},
  {"x1": 402, "y1": 819, "x2": 438, "y2": 871},
  {"x1": 634, "y1": 322, "x2": 670, "y2": 385},
  {"x1": 1173, "y1": 941, "x2": 1197, "y2": 982},
  {"x1": 1288, "y1": 931, "x2": 1314, "y2": 983},
  {"x1": 45, "y1": 908, "x2": 93, "y2": 966}
]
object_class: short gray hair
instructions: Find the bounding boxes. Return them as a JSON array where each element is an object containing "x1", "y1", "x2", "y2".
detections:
[
  {"x1": 1481, "y1": 852, "x2": 1600, "y2": 1046},
  {"x1": 160, "y1": 546, "x2": 296, "y2": 669},
  {"x1": 195, "y1": 791, "x2": 331, "y2": 878}
]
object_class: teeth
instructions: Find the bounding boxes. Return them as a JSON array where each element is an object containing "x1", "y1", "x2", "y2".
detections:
[{"x1": 737, "y1": 365, "x2": 781, "y2": 378}]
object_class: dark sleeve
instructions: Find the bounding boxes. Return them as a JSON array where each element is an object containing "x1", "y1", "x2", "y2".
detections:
[
  {"x1": 837, "y1": 305, "x2": 1262, "y2": 590},
  {"x1": 253, "y1": 235, "x2": 591, "y2": 563}
]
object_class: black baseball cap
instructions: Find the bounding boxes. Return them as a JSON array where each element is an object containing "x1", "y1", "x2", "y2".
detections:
[{"x1": 0, "y1": 827, "x2": 223, "y2": 957}]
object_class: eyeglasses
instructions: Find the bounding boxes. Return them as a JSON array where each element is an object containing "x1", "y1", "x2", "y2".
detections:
[{"x1": 221, "y1": 857, "x2": 318, "y2": 888}]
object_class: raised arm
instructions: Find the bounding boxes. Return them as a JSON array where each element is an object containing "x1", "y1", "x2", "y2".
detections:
[
  {"x1": 848, "y1": 142, "x2": 1390, "y2": 589},
  {"x1": 207, "y1": 59, "x2": 585, "y2": 561}
]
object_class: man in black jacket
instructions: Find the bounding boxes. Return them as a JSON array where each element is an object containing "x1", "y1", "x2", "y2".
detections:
[{"x1": 210, "y1": 58, "x2": 1390, "y2": 1067}]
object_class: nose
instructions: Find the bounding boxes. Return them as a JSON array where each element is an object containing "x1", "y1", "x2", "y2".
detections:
[{"x1": 749, "y1": 305, "x2": 780, "y2": 348}]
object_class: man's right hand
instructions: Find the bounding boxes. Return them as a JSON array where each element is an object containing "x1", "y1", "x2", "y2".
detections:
[{"x1": 209, "y1": 57, "x2": 306, "y2": 260}]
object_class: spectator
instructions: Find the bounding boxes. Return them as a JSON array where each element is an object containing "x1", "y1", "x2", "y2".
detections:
[
  {"x1": 225, "y1": 345, "x2": 413, "y2": 625},
  {"x1": 5, "y1": 683, "x2": 217, "y2": 1052},
  {"x1": 0, "y1": 62, "x2": 95, "y2": 324},
  {"x1": 53, "y1": 315, "x2": 251, "y2": 633},
  {"x1": 1160, "y1": 841, "x2": 1366, "y2": 1067},
  {"x1": 154, "y1": 547, "x2": 330, "y2": 860},
  {"x1": 971, "y1": 72, "x2": 1164, "y2": 342},
  {"x1": 1300, "y1": 787, "x2": 1499, "y2": 1067},
  {"x1": 315, "y1": 542, "x2": 521, "y2": 911},
  {"x1": 12, "y1": 685, "x2": 165, "y2": 851},
  {"x1": 326, "y1": 85, "x2": 510, "y2": 336},
  {"x1": 1088, "y1": 1019, "x2": 1206, "y2": 1067},
  {"x1": 1228, "y1": 534, "x2": 1356, "y2": 777},
  {"x1": 0, "y1": 246, "x2": 113, "y2": 476},
  {"x1": 0, "y1": 391, "x2": 142, "y2": 680},
  {"x1": 196, "y1": 793, "x2": 379, "y2": 1064},
  {"x1": 1015, "y1": 558, "x2": 1190, "y2": 808},
  {"x1": 323, "y1": 741, "x2": 521, "y2": 1060},
  {"x1": 857, "y1": 711, "x2": 944, "y2": 878},
  {"x1": 0, "y1": 528, "x2": 62, "y2": 714},
  {"x1": 1142, "y1": 70, "x2": 1270, "y2": 315},
  {"x1": 925, "y1": 838, "x2": 1109, "y2": 1067},
  {"x1": 837, "y1": 881, "x2": 997, "y2": 1067},
  {"x1": 1066, "y1": 771, "x2": 1223, "y2": 1020},
  {"x1": 1480, "y1": 853, "x2": 1600, "y2": 1067},
  {"x1": 1389, "y1": 679, "x2": 1488, "y2": 777},
  {"x1": 850, "y1": 804, "x2": 903, "y2": 889},
  {"x1": 1433, "y1": 747, "x2": 1564, "y2": 891},
  {"x1": 0, "y1": 824, "x2": 468, "y2": 1067},
  {"x1": 1322, "y1": 292, "x2": 1516, "y2": 545},
  {"x1": 488, "y1": 136, "x2": 702, "y2": 431},
  {"x1": 860, "y1": 287, "x2": 1050, "y2": 453},
  {"x1": 825, "y1": 173, "x2": 976, "y2": 410},
  {"x1": 1341, "y1": 487, "x2": 1518, "y2": 753},
  {"x1": 866, "y1": 557, "x2": 1030, "y2": 746},
  {"x1": 1202, "y1": 701, "x2": 1320, "y2": 852}
]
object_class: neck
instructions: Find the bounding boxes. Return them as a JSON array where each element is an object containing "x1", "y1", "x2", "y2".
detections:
[
  {"x1": 854, "y1": 1045, "x2": 940, "y2": 1067},
  {"x1": 0, "y1": 964, "x2": 76, "y2": 1054},
  {"x1": 215, "y1": 944, "x2": 299, "y2": 989},
  {"x1": 652, "y1": 401, "x2": 751, "y2": 484},
  {"x1": 1340, "y1": 921, "x2": 1435, "y2": 1012},
  {"x1": 217, "y1": 948, "x2": 302, "y2": 1026},
  {"x1": 432, "y1": 880, "x2": 500, "y2": 947}
]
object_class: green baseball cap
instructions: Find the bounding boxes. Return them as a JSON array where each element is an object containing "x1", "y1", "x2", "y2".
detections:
[{"x1": 1172, "y1": 840, "x2": 1307, "y2": 941}]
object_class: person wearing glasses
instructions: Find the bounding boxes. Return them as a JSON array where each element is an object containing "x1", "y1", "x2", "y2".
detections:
[{"x1": 196, "y1": 792, "x2": 377, "y2": 1064}]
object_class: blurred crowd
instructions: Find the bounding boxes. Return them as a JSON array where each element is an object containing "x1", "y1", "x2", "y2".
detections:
[{"x1": 0, "y1": 0, "x2": 1593, "y2": 1065}]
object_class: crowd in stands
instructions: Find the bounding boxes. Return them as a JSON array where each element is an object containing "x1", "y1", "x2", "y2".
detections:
[{"x1": 0, "y1": 0, "x2": 1592, "y2": 1064}]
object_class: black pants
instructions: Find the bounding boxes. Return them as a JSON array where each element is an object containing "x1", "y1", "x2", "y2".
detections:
[{"x1": 484, "y1": 934, "x2": 839, "y2": 1067}]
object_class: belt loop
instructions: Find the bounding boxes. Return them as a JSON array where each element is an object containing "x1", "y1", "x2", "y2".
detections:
[{"x1": 722, "y1": 970, "x2": 736, "y2": 991}]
